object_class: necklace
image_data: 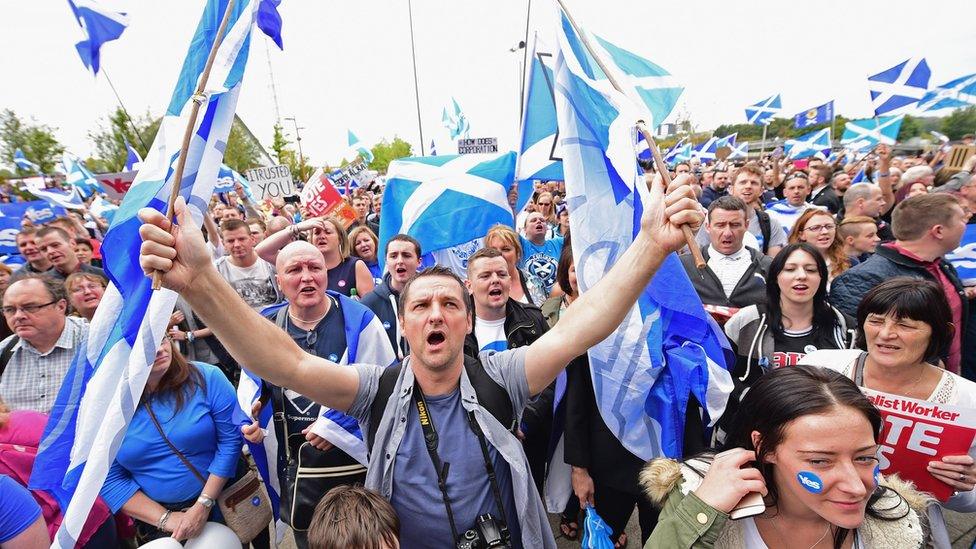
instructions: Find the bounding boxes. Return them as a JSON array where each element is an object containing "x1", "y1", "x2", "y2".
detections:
[
  {"x1": 289, "y1": 309, "x2": 327, "y2": 328},
  {"x1": 766, "y1": 514, "x2": 831, "y2": 549},
  {"x1": 868, "y1": 361, "x2": 926, "y2": 398}
]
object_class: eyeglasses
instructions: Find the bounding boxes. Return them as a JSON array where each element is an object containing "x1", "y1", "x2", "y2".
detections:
[
  {"x1": 539, "y1": 202, "x2": 552, "y2": 206},
  {"x1": 804, "y1": 224, "x2": 836, "y2": 233},
  {"x1": 1, "y1": 300, "x2": 59, "y2": 316},
  {"x1": 70, "y1": 284, "x2": 103, "y2": 294}
]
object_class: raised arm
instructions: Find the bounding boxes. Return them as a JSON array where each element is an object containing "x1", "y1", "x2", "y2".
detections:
[
  {"x1": 254, "y1": 217, "x2": 329, "y2": 264},
  {"x1": 875, "y1": 144, "x2": 895, "y2": 215},
  {"x1": 523, "y1": 174, "x2": 703, "y2": 395},
  {"x1": 138, "y1": 198, "x2": 360, "y2": 411}
]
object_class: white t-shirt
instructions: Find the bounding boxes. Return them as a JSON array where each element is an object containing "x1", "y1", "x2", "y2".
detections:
[
  {"x1": 431, "y1": 237, "x2": 484, "y2": 281},
  {"x1": 474, "y1": 317, "x2": 507, "y2": 353},
  {"x1": 218, "y1": 257, "x2": 279, "y2": 311},
  {"x1": 741, "y1": 517, "x2": 866, "y2": 549}
]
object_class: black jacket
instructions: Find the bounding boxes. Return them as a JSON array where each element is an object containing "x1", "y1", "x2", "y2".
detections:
[
  {"x1": 463, "y1": 298, "x2": 549, "y2": 358},
  {"x1": 360, "y1": 273, "x2": 403, "y2": 358},
  {"x1": 810, "y1": 185, "x2": 840, "y2": 214},
  {"x1": 680, "y1": 246, "x2": 772, "y2": 309}
]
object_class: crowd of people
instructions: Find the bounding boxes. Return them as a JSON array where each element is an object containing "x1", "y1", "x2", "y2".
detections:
[{"x1": 0, "y1": 136, "x2": 975, "y2": 549}]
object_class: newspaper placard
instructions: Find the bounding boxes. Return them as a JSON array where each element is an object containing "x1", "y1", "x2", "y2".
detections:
[
  {"x1": 96, "y1": 171, "x2": 138, "y2": 201},
  {"x1": 328, "y1": 159, "x2": 371, "y2": 193},
  {"x1": 245, "y1": 165, "x2": 295, "y2": 200},
  {"x1": 458, "y1": 137, "x2": 498, "y2": 154},
  {"x1": 300, "y1": 169, "x2": 359, "y2": 228},
  {"x1": 862, "y1": 387, "x2": 976, "y2": 501}
]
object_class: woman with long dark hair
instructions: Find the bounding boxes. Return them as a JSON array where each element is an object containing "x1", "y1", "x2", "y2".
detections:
[{"x1": 643, "y1": 365, "x2": 931, "y2": 548}]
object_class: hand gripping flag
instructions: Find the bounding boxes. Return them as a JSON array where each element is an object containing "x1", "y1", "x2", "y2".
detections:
[
  {"x1": 62, "y1": 152, "x2": 102, "y2": 199},
  {"x1": 13, "y1": 149, "x2": 40, "y2": 173},
  {"x1": 235, "y1": 294, "x2": 396, "y2": 523},
  {"x1": 917, "y1": 73, "x2": 976, "y2": 113},
  {"x1": 29, "y1": 1, "x2": 268, "y2": 546},
  {"x1": 868, "y1": 57, "x2": 931, "y2": 116},
  {"x1": 793, "y1": 101, "x2": 834, "y2": 129},
  {"x1": 347, "y1": 130, "x2": 375, "y2": 164},
  {"x1": 66, "y1": 0, "x2": 129, "y2": 75},
  {"x1": 841, "y1": 115, "x2": 904, "y2": 153},
  {"x1": 785, "y1": 128, "x2": 832, "y2": 160},
  {"x1": 947, "y1": 225, "x2": 976, "y2": 286},
  {"x1": 746, "y1": 94, "x2": 781, "y2": 125},
  {"x1": 378, "y1": 152, "x2": 516, "y2": 270},
  {"x1": 124, "y1": 140, "x2": 142, "y2": 171},
  {"x1": 552, "y1": 8, "x2": 734, "y2": 459}
]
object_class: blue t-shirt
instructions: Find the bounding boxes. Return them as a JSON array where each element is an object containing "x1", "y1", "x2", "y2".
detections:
[
  {"x1": 101, "y1": 362, "x2": 242, "y2": 512},
  {"x1": 391, "y1": 388, "x2": 522, "y2": 549},
  {"x1": 366, "y1": 261, "x2": 383, "y2": 286},
  {"x1": 519, "y1": 236, "x2": 563, "y2": 292},
  {"x1": 0, "y1": 476, "x2": 41, "y2": 543}
]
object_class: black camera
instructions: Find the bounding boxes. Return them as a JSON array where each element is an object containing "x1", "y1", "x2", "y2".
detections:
[{"x1": 456, "y1": 513, "x2": 511, "y2": 549}]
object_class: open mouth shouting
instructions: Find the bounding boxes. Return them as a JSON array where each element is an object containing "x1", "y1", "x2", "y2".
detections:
[{"x1": 426, "y1": 329, "x2": 446, "y2": 351}]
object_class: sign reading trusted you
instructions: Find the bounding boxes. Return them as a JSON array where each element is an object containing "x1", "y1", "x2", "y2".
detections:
[{"x1": 245, "y1": 165, "x2": 295, "y2": 200}]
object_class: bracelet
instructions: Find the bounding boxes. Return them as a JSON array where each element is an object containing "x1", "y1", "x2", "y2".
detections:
[
  {"x1": 290, "y1": 225, "x2": 300, "y2": 240},
  {"x1": 196, "y1": 493, "x2": 216, "y2": 509},
  {"x1": 158, "y1": 509, "x2": 172, "y2": 530},
  {"x1": 186, "y1": 331, "x2": 195, "y2": 343}
]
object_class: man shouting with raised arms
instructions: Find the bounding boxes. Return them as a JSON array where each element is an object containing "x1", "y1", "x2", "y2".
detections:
[{"x1": 137, "y1": 174, "x2": 703, "y2": 549}]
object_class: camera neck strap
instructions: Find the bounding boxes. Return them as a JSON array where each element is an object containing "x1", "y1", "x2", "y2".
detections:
[{"x1": 412, "y1": 379, "x2": 509, "y2": 543}]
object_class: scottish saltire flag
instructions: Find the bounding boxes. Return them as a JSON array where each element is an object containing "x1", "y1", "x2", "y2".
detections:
[
  {"x1": 347, "y1": 130, "x2": 374, "y2": 163},
  {"x1": 23, "y1": 178, "x2": 85, "y2": 210},
  {"x1": 692, "y1": 137, "x2": 718, "y2": 162},
  {"x1": 256, "y1": 0, "x2": 284, "y2": 49},
  {"x1": 917, "y1": 73, "x2": 976, "y2": 113},
  {"x1": 662, "y1": 137, "x2": 687, "y2": 163},
  {"x1": 62, "y1": 152, "x2": 101, "y2": 199},
  {"x1": 442, "y1": 97, "x2": 471, "y2": 140},
  {"x1": 793, "y1": 101, "x2": 834, "y2": 129},
  {"x1": 124, "y1": 140, "x2": 142, "y2": 171},
  {"x1": 13, "y1": 149, "x2": 40, "y2": 173},
  {"x1": 66, "y1": 0, "x2": 129, "y2": 75},
  {"x1": 715, "y1": 133, "x2": 737, "y2": 149},
  {"x1": 517, "y1": 42, "x2": 564, "y2": 198},
  {"x1": 841, "y1": 115, "x2": 904, "y2": 153},
  {"x1": 552, "y1": 8, "x2": 733, "y2": 459},
  {"x1": 378, "y1": 152, "x2": 515, "y2": 270},
  {"x1": 89, "y1": 195, "x2": 118, "y2": 222},
  {"x1": 0, "y1": 200, "x2": 66, "y2": 224},
  {"x1": 590, "y1": 35, "x2": 683, "y2": 129},
  {"x1": 947, "y1": 225, "x2": 976, "y2": 286},
  {"x1": 29, "y1": 1, "x2": 267, "y2": 546},
  {"x1": 851, "y1": 168, "x2": 867, "y2": 184},
  {"x1": 665, "y1": 141, "x2": 692, "y2": 164},
  {"x1": 869, "y1": 57, "x2": 930, "y2": 116},
  {"x1": 213, "y1": 163, "x2": 248, "y2": 194},
  {"x1": 785, "y1": 128, "x2": 832, "y2": 160},
  {"x1": 728, "y1": 141, "x2": 749, "y2": 160},
  {"x1": 765, "y1": 200, "x2": 818, "y2": 234},
  {"x1": 746, "y1": 94, "x2": 781, "y2": 125},
  {"x1": 0, "y1": 216, "x2": 21, "y2": 256}
]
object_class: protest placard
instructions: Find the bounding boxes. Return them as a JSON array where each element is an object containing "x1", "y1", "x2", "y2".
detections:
[
  {"x1": 300, "y1": 169, "x2": 359, "y2": 228},
  {"x1": 245, "y1": 165, "x2": 295, "y2": 200},
  {"x1": 96, "y1": 171, "x2": 138, "y2": 201},
  {"x1": 862, "y1": 387, "x2": 976, "y2": 501},
  {"x1": 458, "y1": 137, "x2": 498, "y2": 154},
  {"x1": 328, "y1": 159, "x2": 372, "y2": 194},
  {"x1": 945, "y1": 145, "x2": 976, "y2": 173}
]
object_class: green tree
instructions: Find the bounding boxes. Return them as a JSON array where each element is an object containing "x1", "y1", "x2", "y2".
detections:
[
  {"x1": 368, "y1": 137, "x2": 412, "y2": 173},
  {"x1": 222, "y1": 120, "x2": 262, "y2": 173},
  {"x1": 942, "y1": 106, "x2": 976, "y2": 140},
  {"x1": 269, "y1": 123, "x2": 312, "y2": 182},
  {"x1": 897, "y1": 115, "x2": 922, "y2": 141},
  {"x1": 0, "y1": 109, "x2": 65, "y2": 175},
  {"x1": 88, "y1": 107, "x2": 159, "y2": 172}
]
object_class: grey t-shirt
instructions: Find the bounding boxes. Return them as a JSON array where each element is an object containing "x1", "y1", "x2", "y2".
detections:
[{"x1": 215, "y1": 257, "x2": 280, "y2": 311}]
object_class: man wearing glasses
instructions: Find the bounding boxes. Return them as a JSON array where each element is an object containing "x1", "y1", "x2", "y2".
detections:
[{"x1": 0, "y1": 275, "x2": 87, "y2": 413}]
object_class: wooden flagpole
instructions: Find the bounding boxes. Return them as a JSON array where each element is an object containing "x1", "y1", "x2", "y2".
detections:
[
  {"x1": 555, "y1": 0, "x2": 705, "y2": 269},
  {"x1": 152, "y1": 0, "x2": 238, "y2": 290}
]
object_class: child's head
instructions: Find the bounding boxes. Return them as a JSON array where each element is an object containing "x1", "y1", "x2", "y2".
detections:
[{"x1": 307, "y1": 485, "x2": 400, "y2": 549}]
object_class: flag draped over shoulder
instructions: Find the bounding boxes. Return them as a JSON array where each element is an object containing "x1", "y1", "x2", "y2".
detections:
[
  {"x1": 552, "y1": 8, "x2": 734, "y2": 460},
  {"x1": 235, "y1": 294, "x2": 396, "y2": 522},
  {"x1": 29, "y1": 1, "x2": 268, "y2": 546},
  {"x1": 947, "y1": 225, "x2": 976, "y2": 287},
  {"x1": 377, "y1": 152, "x2": 515, "y2": 269}
]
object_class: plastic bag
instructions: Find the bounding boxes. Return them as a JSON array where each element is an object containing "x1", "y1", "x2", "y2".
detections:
[{"x1": 581, "y1": 504, "x2": 614, "y2": 549}]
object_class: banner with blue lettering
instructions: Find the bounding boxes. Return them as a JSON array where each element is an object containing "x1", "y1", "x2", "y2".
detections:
[
  {"x1": 0, "y1": 217, "x2": 22, "y2": 255},
  {"x1": 0, "y1": 201, "x2": 67, "y2": 224}
]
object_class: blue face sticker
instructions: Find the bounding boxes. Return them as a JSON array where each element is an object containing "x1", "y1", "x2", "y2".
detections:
[
  {"x1": 873, "y1": 465, "x2": 882, "y2": 486},
  {"x1": 797, "y1": 471, "x2": 823, "y2": 494},
  {"x1": 328, "y1": 353, "x2": 338, "y2": 362}
]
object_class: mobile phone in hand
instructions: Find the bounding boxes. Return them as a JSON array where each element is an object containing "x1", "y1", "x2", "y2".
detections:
[{"x1": 730, "y1": 491, "x2": 766, "y2": 520}]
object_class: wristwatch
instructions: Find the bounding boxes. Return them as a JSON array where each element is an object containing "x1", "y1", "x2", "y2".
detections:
[
  {"x1": 196, "y1": 494, "x2": 215, "y2": 509},
  {"x1": 186, "y1": 331, "x2": 196, "y2": 343}
]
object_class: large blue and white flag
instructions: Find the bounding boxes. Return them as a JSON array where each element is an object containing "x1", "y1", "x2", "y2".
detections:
[
  {"x1": 785, "y1": 128, "x2": 832, "y2": 160},
  {"x1": 89, "y1": 194, "x2": 118, "y2": 223},
  {"x1": 62, "y1": 152, "x2": 102, "y2": 199},
  {"x1": 841, "y1": 115, "x2": 904, "y2": 153},
  {"x1": 0, "y1": 200, "x2": 67, "y2": 224},
  {"x1": 347, "y1": 130, "x2": 374, "y2": 164},
  {"x1": 442, "y1": 97, "x2": 471, "y2": 141},
  {"x1": 124, "y1": 140, "x2": 142, "y2": 171},
  {"x1": 213, "y1": 163, "x2": 248, "y2": 194},
  {"x1": 665, "y1": 141, "x2": 692, "y2": 164},
  {"x1": 23, "y1": 177, "x2": 85, "y2": 210},
  {"x1": 868, "y1": 57, "x2": 930, "y2": 116},
  {"x1": 692, "y1": 137, "x2": 718, "y2": 162},
  {"x1": 237, "y1": 294, "x2": 395, "y2": 533},
  {"x1": 917, "y1": 73, "x2": 976, "y2": 113},
  {"x1": 793, "y1": 100, "x2": 834, "y2": 129},
  {"x1": 13, "y1": 149, "x2": 40, "y2": 173},
  {"x1": 378, "y1": 152, "x2": 515, "y2": 269},
  {"x1": 0, "y1": 216, "x2": 22, "y2": 256},
  {"x1": 947, "y1": 225, "x2": 976, "y2": 286},
  {"x1": 745, "y1": 94, "x2": 781, "y2": 125},
  {"x1": 29, "y1": 1, "x2": 267, "y2": 546},
  {"x1": 851, "y1": 168, "x2": 867, "y2": 184},
  {"x1": 66, "y1": 0, "x2": 129, "y2": 75},
  {"x1": 552, "y1": 8, "x2": 733, "y2": 459}
]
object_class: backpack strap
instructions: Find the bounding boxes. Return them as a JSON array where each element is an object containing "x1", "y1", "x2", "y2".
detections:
[
  {"x1": 366, "y1": 362, "x2": 403, "y2": 450},
  {"x1": 0, "y1": 336, "x2": 20, "y2": 379},
  {"x1": 755, "y1": 209, "x2": 771, "y2": 254}
]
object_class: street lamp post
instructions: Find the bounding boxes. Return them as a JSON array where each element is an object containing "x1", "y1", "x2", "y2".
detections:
[{"x1": 284, "y1": 116, "x2": 306, "y2": 177}]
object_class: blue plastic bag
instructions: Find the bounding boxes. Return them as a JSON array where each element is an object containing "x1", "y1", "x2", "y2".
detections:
[{"x1": 581, "y1": 504, "x2": 614, "y2": 549}]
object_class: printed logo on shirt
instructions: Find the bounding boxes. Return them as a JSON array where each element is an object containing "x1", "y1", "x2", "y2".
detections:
[
  {"x1": 525, "y1": 252, "x2": 558, "y2": 289},
  {"x1": 451, "y1": 239, "x2": 481, "y2": 271},
  {"x1": 383, "y1": 321, "x2": 391, "y2": 329},
  {"x1": 771, "y1": 351, "x2": 806, "y2": 368}
]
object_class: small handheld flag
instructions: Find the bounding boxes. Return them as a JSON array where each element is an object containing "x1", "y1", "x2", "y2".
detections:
[
  {"x1": 868, "y1": 57, "x2": 930, "y2": 116},
  {"x1": 66, "y1": 0, "x2": 130, "y2": 75},
  {"x1": 793, "y1": 101, "x2": 834, "y2": 129},
  {"x1": 746, "y1": 94, "x2": 781, "y2": 125}
]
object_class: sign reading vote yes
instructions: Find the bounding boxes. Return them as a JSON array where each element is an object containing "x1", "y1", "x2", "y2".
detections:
[
  {"x1": 245, "y1": 165, "x2": 295, "y2": 200},
  {"x1": 863, "y1": 387, "x2": 976, "y2": 501}
]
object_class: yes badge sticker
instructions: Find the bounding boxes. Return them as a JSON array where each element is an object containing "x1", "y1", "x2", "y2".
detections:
[
  {"x1": 873, "y1": 465, "x2": 882, "y2": 486},
  {"x1": 797, "y1": 471, "x2": 823, "y2": 494}
]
